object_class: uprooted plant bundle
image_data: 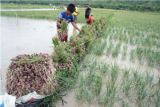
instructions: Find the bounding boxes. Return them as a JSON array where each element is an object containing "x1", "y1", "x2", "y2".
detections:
[
  {"x1": 52, "y1": 18, "x2": 107, "y2": 92},
  {"x1": 57, "y1": 19, "x2": 68, "y2": 40},
  {"x1": 6, "y1": 18, "x2": 107, "y2": 106},
  {"x1": 6, "y1": 53, "x2": 58, "y2": 98}
]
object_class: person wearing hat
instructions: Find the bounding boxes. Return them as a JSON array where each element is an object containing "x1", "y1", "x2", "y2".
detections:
[
  {"x1": 85, "y1": 3, "x2": 92, "y2": 22},
  {"x1": 73, "y1": 2, "x2": 80, "y2": 24},
  {"x1": 87, "y1": 13, "x2": 94, "y2": 25}
]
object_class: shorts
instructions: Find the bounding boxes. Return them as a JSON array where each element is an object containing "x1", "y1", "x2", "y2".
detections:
[
  {"x1": 85, "y1": 15, "x2": 89, "y2": 19},
  {"x1": 73, "y1": 15, "x2": 77, "y2": 20},
  {"x1": 87, "y1": 21, "x2": 91, "y2": 24},
  {"x1": 57, "y1": 27, "x2": 68, "y2": 42}
]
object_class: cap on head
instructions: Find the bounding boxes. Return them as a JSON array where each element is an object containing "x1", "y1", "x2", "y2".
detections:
[
  {"x1": 91, "y1": 13, "x2": 93, "y2": 16},
  {"x1": 86, "y1": 3, "x2": 88, "y2": 5},
  {"x1": 67, "y1": 4, "x2": 75, "y2": 13},
  {"x1": 75, "y1": 2, "x2": 77, "y2": 4}
]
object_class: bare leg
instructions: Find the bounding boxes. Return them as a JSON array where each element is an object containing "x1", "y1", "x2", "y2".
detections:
[
  {"x1": 86, "y1": 18, "x2": 89, "y2": 23},
  {"x1": 74, "y1": 19, "x2": 77, "y2": 24}
]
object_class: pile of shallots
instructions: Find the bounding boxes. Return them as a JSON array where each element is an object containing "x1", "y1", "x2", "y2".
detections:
[{"x1": 6, "y1": 53, "x2": 58, "y2": 98}]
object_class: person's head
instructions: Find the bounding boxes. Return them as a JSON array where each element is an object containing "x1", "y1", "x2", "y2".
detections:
[
  {"x1": 75, "y1": 2, "x2": 77, "y2": 6},
  {"x1": 86, "y1": 3, "x2": 88, "y2": 7},
  {"x1": 66, "y1": 4, "x2": 75, "y2": 15},
  {"x1": 91, "y1": 13, "x2": 93, "y2": 16}
]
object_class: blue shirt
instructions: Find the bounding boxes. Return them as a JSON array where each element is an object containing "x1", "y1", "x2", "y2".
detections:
[{"x1": 57, "y1": 11, "x2": 74, "y2": 28}]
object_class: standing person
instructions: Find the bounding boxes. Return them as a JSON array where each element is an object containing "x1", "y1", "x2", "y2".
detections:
[
  {"x1": 85, "y1": 3, "x2": 91, "y2": 22},
  {"x1": 87, "y1": 13, "x2": 95, "y2": 25},
  {"x1": 73, "y1": 2, "x2": 80, "y2": 24},
  {"x1": 57, "y1": 4, "x2": 82, "y2": 42}
]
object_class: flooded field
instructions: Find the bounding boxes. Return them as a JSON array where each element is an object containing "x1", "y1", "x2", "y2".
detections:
[
  {"x1": 0, "y1": 17, "x2": 83, "y2": 94},
  {"x1": 0, "y1": 7, "x2": 159, "y2": 107},
  {"x1": 1, "y1": 9, "x2": 58, "y2": 11}
]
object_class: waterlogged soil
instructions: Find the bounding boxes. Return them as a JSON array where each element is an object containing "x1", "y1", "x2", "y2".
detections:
[
  {"x1": 0, "y1": 17, "x2": 83, "y2": 94},
  {"x1": 1, "y1": 17, "x2": 159, "y2": 106},
  {"x1": 55, "y1": 36, "x2": 159, "y2": 107}
]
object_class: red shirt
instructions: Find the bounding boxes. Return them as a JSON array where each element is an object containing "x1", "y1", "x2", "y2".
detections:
[{"x1": 88, "y1": 16, "x2": 94, "y2": 24}]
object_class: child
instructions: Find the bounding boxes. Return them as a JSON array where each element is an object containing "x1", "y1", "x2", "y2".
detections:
[
  {"x1": 87, "y1": 13, "x2": 94, "y2": 25},
  {"x1": 57, "y1": 4, "x2": 81, "y2": 42}
]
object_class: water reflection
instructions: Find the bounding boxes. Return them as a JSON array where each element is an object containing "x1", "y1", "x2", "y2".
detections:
[
  {"x1": 0, "y1": 17, "x2": 83, "y2": 94},
  {"x1": 73, "y1": 28, "x2": 77, "y2": 36}
]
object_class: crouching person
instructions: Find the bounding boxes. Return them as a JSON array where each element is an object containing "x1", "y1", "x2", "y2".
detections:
[
  {"x1": 57, "y1": 4, "x2": 82, "y2": 42},
  {"x1": 87, "y1": 13, "x2": 94, "y2": 25}
]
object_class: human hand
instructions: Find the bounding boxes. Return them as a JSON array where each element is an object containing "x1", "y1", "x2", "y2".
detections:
[{"x1": 79, "y1": 30, "x2": 82, "y2": 33}]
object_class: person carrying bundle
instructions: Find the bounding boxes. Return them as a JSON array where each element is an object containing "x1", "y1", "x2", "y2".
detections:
[{"x1": 57, "y1": 4, "x2": 82, "y2": 42}]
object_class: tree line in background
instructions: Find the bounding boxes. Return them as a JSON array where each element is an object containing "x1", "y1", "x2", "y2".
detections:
[{"x1": 1, "y1": 0, "x2": 160, "y2": 11}]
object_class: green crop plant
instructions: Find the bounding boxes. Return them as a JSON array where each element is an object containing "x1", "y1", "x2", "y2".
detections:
[
  {"x1": 83, "y1": 36, "x2": 93, "y2": 50},
  {"x1": 124, "y1": 35, "x2": 129, "y2": 44},
  {"x1": 92, "y1": 39, "x2": 107, "y2": 55},
  {"x1": 145, "y1": 71, "x2": 154, "y2": 87},
  {"x1": 98, "y1": 63, "x2": 120, "y2": 106},
  {"x1": 132, "y1": 70, "x2": 151, "y2": 106},
  {"x1": 122, "y1": 100, "x2": 130, "y2": 107},
  {"x1": 137, "y1": 78, "x2": 149, "y2": 107},
  {"x1": 133, "y1": 70, "x2": 143, "y2": 86},
  {"x1": 130, "y1": 36, "x2": 135, "y2": 45},
  {"x1": 86, "y1": 74, "x2": 103, "y2": 96},
  {"x1": 112, "y1": 42, "x2": 121, "y2": 58},
  {"x1": 121, "y1": 68, "x2": 134, "y2": 96},
  {"x1": 155, "y1": 89, "x2": 160, "y2": 107},
  {"x1": 136, "y1": 45, "x2": 144, "y2": 64},
  {"x1": 119, "y1": 34, "x2": 123, "y2": 42},
  {"x1": 122, "y1": 45, "x2": 128, "y2": 60},
  {"x1": 114, "y1": 34, "x2": 119, "y2": 40},
  {"x1": 75, "y1": 74, "x2": 92, "y2": 103},
  {"x1": 88, "y1": 57, "x2": 99, "y2": 74},
  {"x1": 52, "y1": 36, "x2": 59, "y2": 47},
  {"x1": 109, "y1": 35, "x2": 113, "y2": 41},
  {"x1": 59, "y1": 19, "x2": 68, "y2": 33},
  {"x1": 110, "y1": 63, "x2": 119, "y2": 87},
  {"x1": 147, "y1": 51, "x2": 156, "y2": 67},
  {"x1": 76, "y1": 72, "x2": 103, "y2": 103},
  {"x1": 52, "y1": 44, "x2": 69, "y2": 63},
  {"x1": 106, "y1": 41, "x2": 114, "y2": 56},
  {"x1": 98, "y1": 79, "x2": 118, "y2": 106},
  {"x1": 130, "y1": 49, "x2": 136, "y2": 62},
  {"x1": 99, "y1": 62, "x2": 110, "y2": 76}
]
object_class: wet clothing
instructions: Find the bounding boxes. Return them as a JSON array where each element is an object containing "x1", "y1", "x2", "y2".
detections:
[{"x1": 57, "y1": 11, "x2": 74, "y2": 29}]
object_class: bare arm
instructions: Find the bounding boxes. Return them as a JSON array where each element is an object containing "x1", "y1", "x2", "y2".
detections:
[
  {"x1": 89, "y1": 8, "x2": 92, "y2": 13},
  {"x1": 57, "y1": 19, "x2": 61, "y2": 27},
  {"x1": 75, "y1": 10, "x2": 79, "y2": 13},
  {"x1": 71, "y1": 22, "x2": 81, "y2": 32}
]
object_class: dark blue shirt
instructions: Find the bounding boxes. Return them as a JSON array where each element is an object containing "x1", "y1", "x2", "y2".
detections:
[{"x1": 57, "y1": 11, "x2": 74, "y2": 28}]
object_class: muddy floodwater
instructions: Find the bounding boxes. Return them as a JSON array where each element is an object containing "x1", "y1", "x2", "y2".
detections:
[{"x1": 0, "y1": 17, "x2": 83, "y2": 95}]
